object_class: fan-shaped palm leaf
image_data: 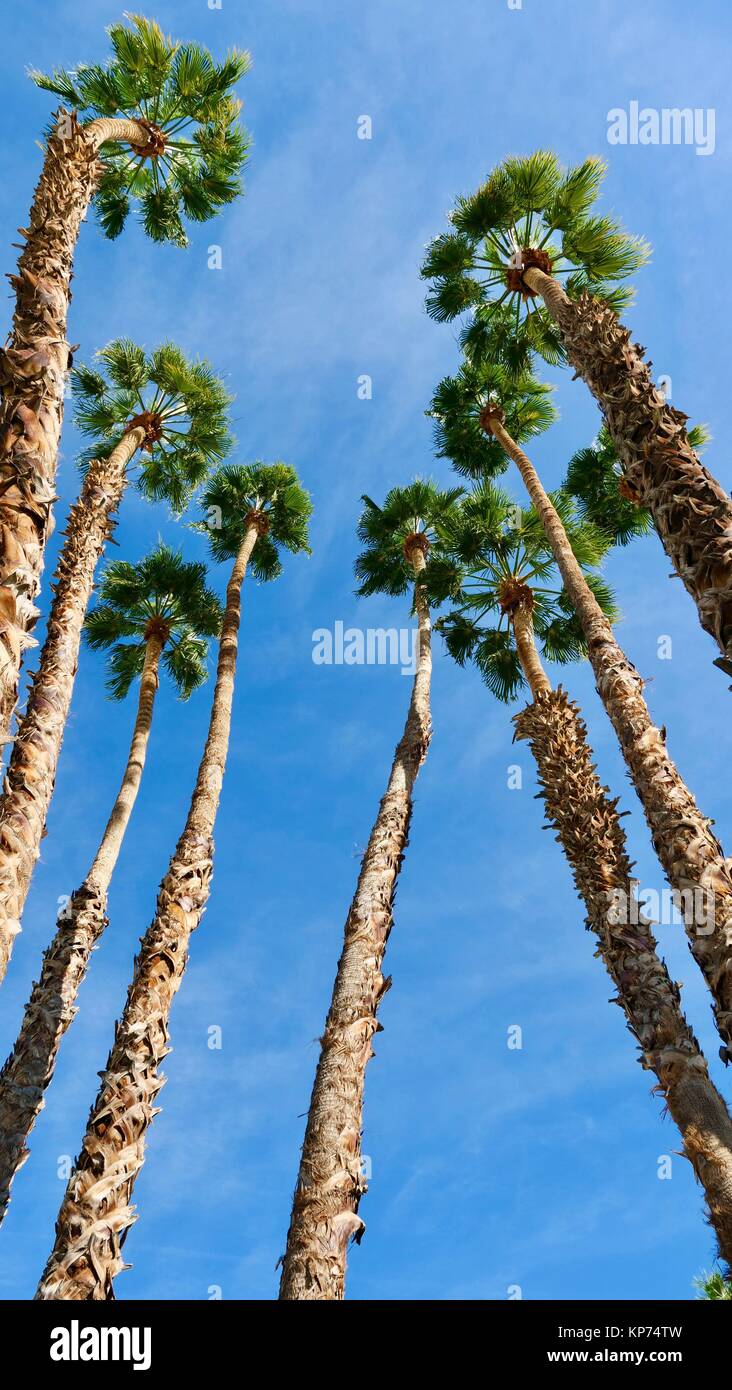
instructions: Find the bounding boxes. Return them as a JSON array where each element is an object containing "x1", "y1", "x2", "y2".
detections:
[
  {"x1": 85, "y1": 542, "x2": 222, "y2": 700},
  {"x1": 422, "y1": 152, "x2": 649, "y2": 369},
  {"x1": 197, "y1": 462, "x2": 312, "y2": 569},
  {"x1": 32, "y1": 15, "x2": 250, "y2": 246},
  {"x1": 429, "y1": 361, "x2": 557, "y2": 480},
  {"x1": 72, "y1": 338, "x2": 233, "y2": 514},
  {"x1": 565, "y1": 422, "x2": 709, "y2": 546},
  {"x1": 436, "y1": 482, "x2": 618, "y2": 702},
  {"x1": 355, "y1": 480, "x2": 463, "y2": 601}
]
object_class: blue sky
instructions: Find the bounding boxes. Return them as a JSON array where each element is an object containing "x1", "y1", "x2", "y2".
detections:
[{"x1": 0, "y1": 0, "x2": 731, "y2": 1301}]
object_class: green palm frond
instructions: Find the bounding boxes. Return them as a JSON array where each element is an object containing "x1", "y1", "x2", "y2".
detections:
[
  {"x1": 565, "y1": 425, "x2": 651, "y2": 545},
  {"x1": 421, "y1": 232, "x2": 476, "y2": 280},
  {"x1": 71, "y1": 364, "x2": 108, "y2": 400},
  {"x1": 436, "y1": 480, "x2": 619, "y2": 702},
  {"x1": 355, "y1": 481, "x2": 463, "y2": 602},
  {"x1": 162, "y1": 632, "x2": 210, "y2": 700},
  {"x1": 84, "y1": 541, "x2": 221, "y2": 699},
  {"x1": 422, "y1": 151, "x2": 650, "y2": 371},
  {"x1": 32, "y1": 15, "x2": 250, "y2": 245},
  {"x1": 440, "y1": 612, "x2": 523, "y2": 699},
  {"x1": 548, "y1": 489, "x2": 614, "y2": 568},
  {"x1": 537, "y1": 612, "x2": 587, "y2": 666},
  {"x1": 544, "y1": 157, "x2": 607, "y2": 230},
  {"x1": 687, "y1": 422, "x2": 711, "y2": 453},
  {"x1": 97, "y1": 339, "x2": 148, "y2": 392},
  {"x1": 104, "y1": 640, "x2": 148, "y2": 700},
  {"x1": 429, "y1": 357, "x2": 557, "y2": 480},
  {"x1": 197, "y1": 462, "x2": 312, "y2": 573},
  {"x1": 438, "y1": 611, "x2": 482, "y2": 666},
  {"x1": 460, "y1": 302, "x2": 538, "y2": 378},
  {"x1": 563, "y1": 216, "x2": 649, "y2": 282},
  {"x1": 84, "y1": 601, "x2": 139, "y2": 650},
  {"x1": 72, "y1": 338, "x2": 233, "y2": 512},
  {"x1": 565, "y1": 421, "x2": 709, "y2": 546},
  {"x1": 694, "y1": 1271, "x2": 732, "y2": 1300},
  {"x1": 449, "y1": 169, "x2": 518, "y2": 239},
  {"x1": 425, "y1": 275, "x2": 483, "y2": 324},
  {"x1": 504, "y1": 150, "x2": 563, "y2": 209},
  {"x1": 475, "y1": 628, "x2": 524, "y2": 702}
]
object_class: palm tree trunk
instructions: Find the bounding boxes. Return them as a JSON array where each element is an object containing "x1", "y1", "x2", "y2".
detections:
[
  {"x1": 511, "y1": 602, "x2": 552, "y2": 698},
  {"x1": 35, "y1": 521, "x2": 259, "y2": 1300},
  {"x1": 511, "y1": 620, "x2": 732, "y2": 1267},
  {"x1": 0, "y1": 631, "x2": 162, "y2": 1225},
  {"x1": 490, "y1": 413, "x2": 732, "y2": 1061},
  {"x1": 0, "y1": 426, "x2": 144, "y2": 986},
  {"x1": 0, "y1": 110, "x2": 148, "y2": 753},
  {"x1": 523, "y1": 265, "x2": 732, "y2": 673},
  {"x1": 278, "y1": 547, "x2": 432, "y2": 1301}
]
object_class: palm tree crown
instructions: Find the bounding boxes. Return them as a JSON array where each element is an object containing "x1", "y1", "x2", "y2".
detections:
[
  {"x1": 198, "y1": 462, "x2": 313, "y2": 575},
  {"x1": 32, "y1": 14, "x2": 250, "y2": 245},
  {"x1": 565, "y1": 421, "x2": 711, "y2": 547},
  {"x1": 84, "y1": 542, "x2": 222, "y2": 699},
  {"x1": 421, "y1": 152, "x2": 649, "y2": 366},
  {"x1": 72, "y1": 339, "x2": 232, "y2": 513},
  {"x1": 354, "y1": 479, "x2": 464, "y2": 599},
  {"x1": 695, "y1": 1271, "x2": 732, "y2": 1300},
  {"x1": 429, "y1": 360, "x2": 556, "y2": 480},
  {"x1": 436, "y1": 482, "x2": 618, "y2": 701}
]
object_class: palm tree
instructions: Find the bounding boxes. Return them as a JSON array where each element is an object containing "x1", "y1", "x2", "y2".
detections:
[
  {"x1": 0, "y1": 340, "x2": 231, "y2": 985},
  {"x1": 279, "y1": 480, "x2": 462, "y2": 1301},
  {"x1": 0, "y1": 544, "x2": 221, "y2": 1225},
  {"x1": 430, "y1": 359, "x2": 732, "y2": 1062},
  {"x1": 695, "y1": 1271, "x2": 732, "y2": 1299},
  {"x1": 565, "y1": 421, "x2": 711, "y2": 548},
  {"x1": 36, "y1": 463, "x2": 311, "y2": 1300},
  {"x1": 0, "y1": 14, "x2": 249, "y2": 748},
  {"x1": 438, "y1": 484, "x2": 732, "y2": 1268},
  {"x1": 422, "y1": 150, "x2": 732, "y2": 676}
]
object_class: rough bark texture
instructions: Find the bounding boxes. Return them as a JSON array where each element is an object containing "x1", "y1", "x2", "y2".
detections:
[
  {"x1": 0, "y1": 428, "x2": 142, "y2": 987},
  {"x1": 0, "y1": 112, "x2": 147, "y2": 756},
  {"x1": 524, "y1": 265, "x2": 732, "y2": 671},
  {"x1": 514, "y1": 685, "x2": 732, "y2": 1269},
  {"x1": 0, "y1": 635, "x2": 162, "y2": 1224},
  {"x1": 491, "y1": 417, "x2": 732, "y2": 1059},
  {"x1": 278, "y1": 550, "x2": 432, "y2": 1301},
  {"x1": 35, "y1": 525, "x2": 258, "y2": 1301}
]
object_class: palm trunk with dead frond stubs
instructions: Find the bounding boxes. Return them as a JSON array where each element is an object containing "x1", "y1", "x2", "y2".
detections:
[
  {"x1": 523, "y1": 265, "x2": 732, "y2": 674},
  {"x1": 485, "y1": 412, "x2": 732, "y2": 1062},
  {"x1": 512, "y1": 633, "x2": 732, "y2": 1268},
  {"x1": 0, "y1": 427, "x2": 144, "y2": 986},
  {"x1": 0, "y1": 630, "x2": 163, "y2": 1224},
  {"x1": 278, "y1": 545, "x2": 432, "y2": 1301},
  {"x1": 0, "y1": 110, "x2": 148, "y2": 756},
  {"x1": 35, "y1": 523, "x2": 258, "y2": 1301}
]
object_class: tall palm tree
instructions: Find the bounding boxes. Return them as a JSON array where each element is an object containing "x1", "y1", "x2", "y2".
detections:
[
  {"x1": 438, "y1": 484, "x2": 732, "y2": 1268},
  {"x1": 421, "y1": 151, "x2": 732, "y2": 675},
  {"x1": 0, "y1": 14, "x2": 249, "y2": 747},
  {"x1": 0, "y1": 544, "x2": 221, "y2": 1224},
  {"x1": 279, "y1": 480, "x2": 462, "y2": 1301},
  {"x1": 0, "y1": 341, "x2": 231, "y2": 985},
  {"x1": 565, "y1": 421, "x2": 711, "y2": 548},
  {"x1": 431, "y1": 359, "x2": 732, "y2": 1061},
  {"x1": 36, "y1": 463, "x2": 311, "y2": 1300}
]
